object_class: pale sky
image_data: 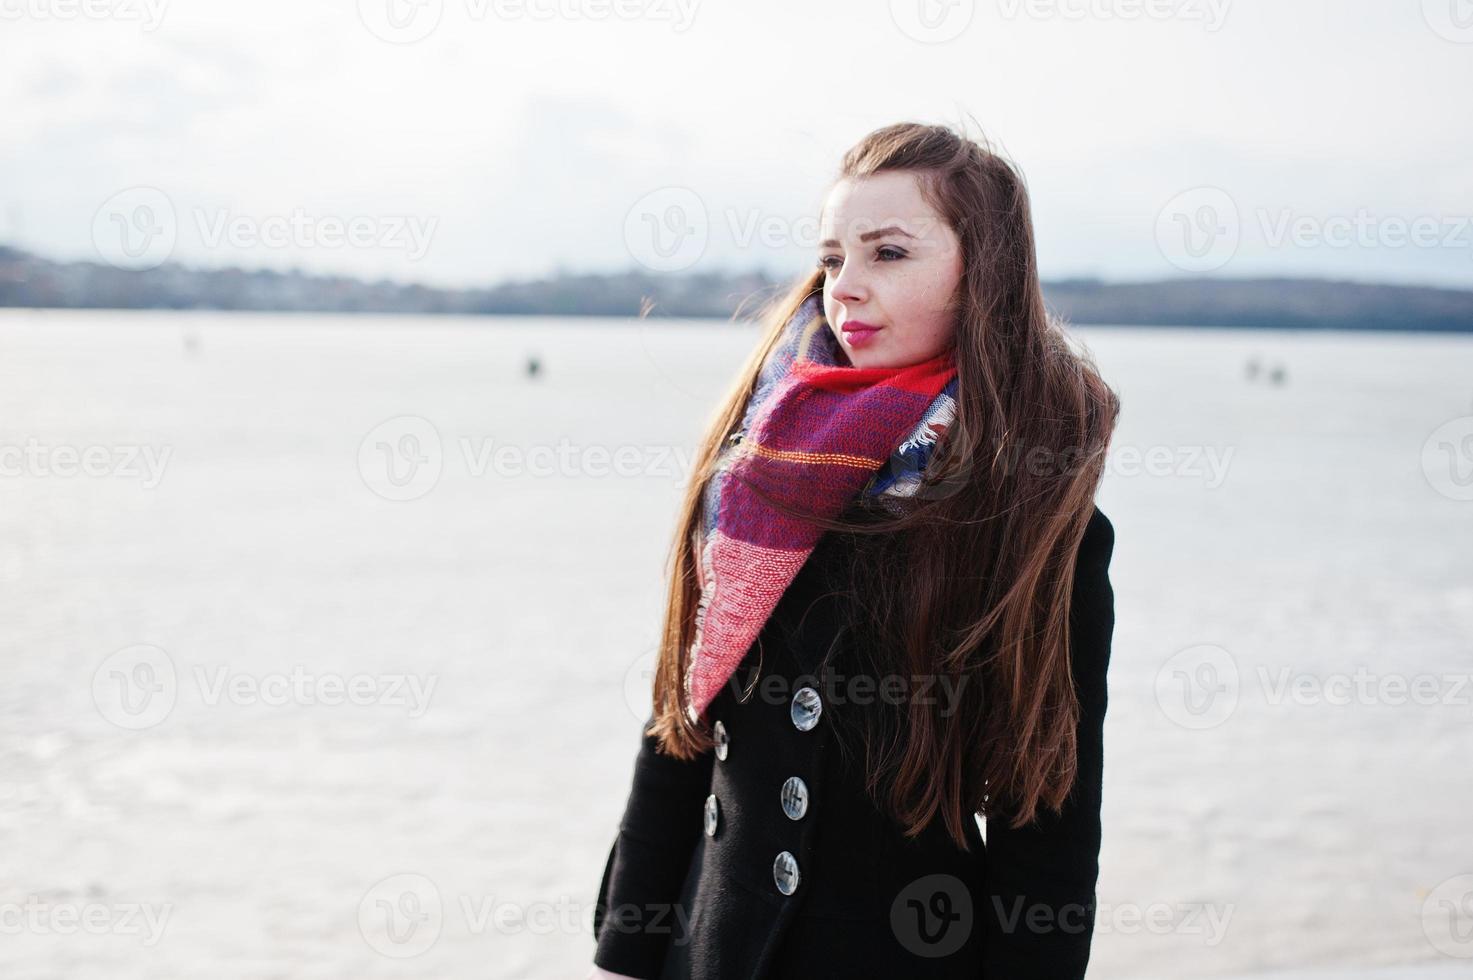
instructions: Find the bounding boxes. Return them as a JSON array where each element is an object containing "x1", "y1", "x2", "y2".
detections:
[{"x1": 2, "y1": 0, "x2": 1470, "y2": 289}]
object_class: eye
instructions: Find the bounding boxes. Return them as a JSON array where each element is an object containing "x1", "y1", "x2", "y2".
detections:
[{"x1": 817, "y1": 246, "x2": 906, "y2": 273}]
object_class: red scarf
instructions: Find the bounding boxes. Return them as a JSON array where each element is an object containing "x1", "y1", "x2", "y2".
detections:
[{"x1": 684, "y1": 294, "x2": 958, "y2": 721}]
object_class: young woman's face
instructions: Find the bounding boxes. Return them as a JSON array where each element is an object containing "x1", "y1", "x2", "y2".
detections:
[{"x1": 817, "y1": 171, "x2": 963, "y2": 369}]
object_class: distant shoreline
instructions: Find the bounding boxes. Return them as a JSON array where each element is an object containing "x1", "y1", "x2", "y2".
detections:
[
  {"x1": 8, "y1": 306, "x2": 1472, "y2": 340},
  {"x1": 3, "y1": 244, "x2": 1470, "y2": 333}
]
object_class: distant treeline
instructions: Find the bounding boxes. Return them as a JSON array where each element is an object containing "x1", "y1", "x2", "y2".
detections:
[{"x1": 1, "y1": 244, "x2": 1470, "y2": 332}]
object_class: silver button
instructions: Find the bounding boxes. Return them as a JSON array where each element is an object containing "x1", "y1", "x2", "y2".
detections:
[
  {"x1": 713, "y1": 720, "x2": 729, "y2": 761},
  {"x1": 704, "y1": 793, "x2": 720, "y2": 838},
  {"x1": 780, "y1": 776, "x2": 809, "y2": 820},
  {"x1": 790, "y1": 686, "x2": 822, "y2": 731},
  {"x1": 773, "y1": 850, "x2": 801, "y2": 895}
]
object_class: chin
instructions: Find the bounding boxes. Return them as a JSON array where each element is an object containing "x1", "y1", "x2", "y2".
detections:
[{"x1": 848, "y1": 352, "x2": 892, "y2": 370}]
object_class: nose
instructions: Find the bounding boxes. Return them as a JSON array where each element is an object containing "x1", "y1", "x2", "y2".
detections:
[{"x1": 827, "y1": 259, "x2": 868, "y2": 307}]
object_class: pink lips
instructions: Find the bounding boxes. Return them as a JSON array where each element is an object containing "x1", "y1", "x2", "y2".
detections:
[{"x1": 840, "y1": 320, "x2": 882, "y2": 349}]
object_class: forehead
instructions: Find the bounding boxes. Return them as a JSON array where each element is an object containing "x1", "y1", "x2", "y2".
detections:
[{"x1": 818, "y1": 171, "x2": 942, "y2": 238}]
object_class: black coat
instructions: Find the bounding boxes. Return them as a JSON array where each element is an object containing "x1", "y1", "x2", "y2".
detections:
[{"x1": 593, "y1": 506, "x2": 1116, "y2": 980}]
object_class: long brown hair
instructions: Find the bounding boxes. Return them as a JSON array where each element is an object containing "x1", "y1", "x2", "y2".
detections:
[{"x1": 644, "y1": 120, "x2": 1119, "y2": 850}]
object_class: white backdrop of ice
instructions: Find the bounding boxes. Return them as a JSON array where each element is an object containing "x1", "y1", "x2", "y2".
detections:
[{"x1": 0, "y1": 308, "x2": 1468, "y2": 979}]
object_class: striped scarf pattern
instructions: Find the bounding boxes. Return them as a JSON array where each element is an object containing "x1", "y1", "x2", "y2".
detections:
[{"x1": 684, "y1": 293, "x2": 959, "y2": 722}]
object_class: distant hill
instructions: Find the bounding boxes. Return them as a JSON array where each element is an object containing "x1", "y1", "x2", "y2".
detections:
[
  {"x1": 1044, "y1": 276, "x2": 1473, "y2": 333},
  {"x1": 1, "y1": 244, "x2": 1470, "y2": 332}
]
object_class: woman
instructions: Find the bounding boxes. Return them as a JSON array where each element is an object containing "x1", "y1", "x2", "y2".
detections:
[{"x1": 588, "y1": 121, "x2": 1119, "y2": 979}]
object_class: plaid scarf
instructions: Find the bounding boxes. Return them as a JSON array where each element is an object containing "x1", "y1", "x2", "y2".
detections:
[{"x1": 684, "y1": 293, "x2": 959, "y2": 722}]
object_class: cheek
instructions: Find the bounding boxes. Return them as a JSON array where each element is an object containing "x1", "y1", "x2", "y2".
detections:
[
  {"x1": 822, "y1": 293, "x2": 838, "y2": 332},
  {"x1": 896, "y1": 282, "x2": 944, "y2": 327},
  {"x1": 895, "y1": 279, "x2": 956, "y2": 351}
]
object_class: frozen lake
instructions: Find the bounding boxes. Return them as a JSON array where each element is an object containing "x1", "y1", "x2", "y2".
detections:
[{"x1": 0, "y1": 308, "x2": 1469, "y2": 979}]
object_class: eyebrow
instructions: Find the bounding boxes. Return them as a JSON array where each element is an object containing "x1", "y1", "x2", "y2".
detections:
[{"x1": 818, "y1": 226, "x2": 917, "y2": 249}]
